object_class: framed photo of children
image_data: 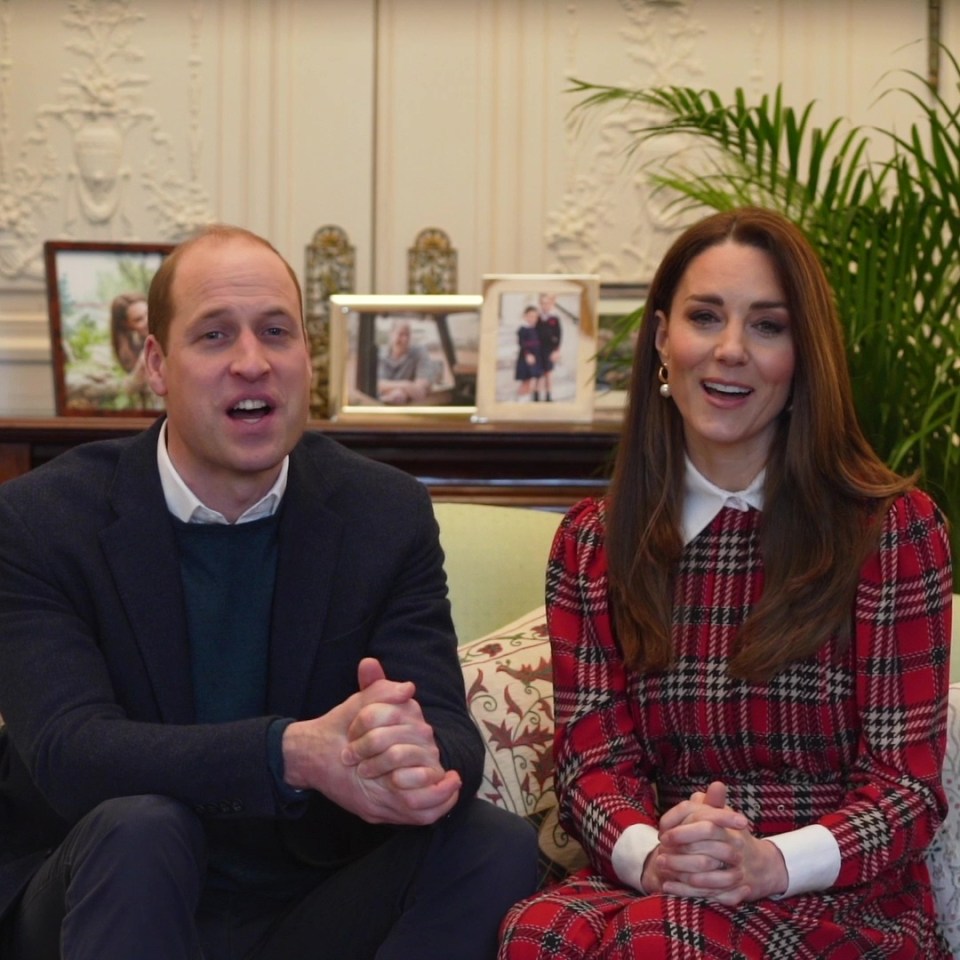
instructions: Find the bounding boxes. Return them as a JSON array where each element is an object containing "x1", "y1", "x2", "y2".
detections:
[
  {"x1": 44, "y1": 239, "x2": 174, "y2": 417},
  {"x1": 328, "y1": 293, "x2": 483, "y2": 419},
  {"x1": 474, "y1": 274, "x2": 599, "y2": 423}
]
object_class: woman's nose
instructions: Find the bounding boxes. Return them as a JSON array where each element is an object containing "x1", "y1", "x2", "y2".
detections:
[{"x1": 715, "y1": 323, "x2": 748, "y2": 364}]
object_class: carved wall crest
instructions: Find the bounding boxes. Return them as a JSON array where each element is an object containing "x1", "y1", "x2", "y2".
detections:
[{"x1": 15, "y1": 0, "x2": 215, "y2": 260}]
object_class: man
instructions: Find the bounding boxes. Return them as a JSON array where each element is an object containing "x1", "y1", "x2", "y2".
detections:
[
  {"x1": 0, "y1": 225, "x2": 537, "y2": 959},
  {"x1": 376, "y1": 318, "x2": 432, "y2": 405}
]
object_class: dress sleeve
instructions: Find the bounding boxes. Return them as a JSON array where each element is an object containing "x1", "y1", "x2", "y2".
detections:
[
  {"x1": 821, "y1": 489, "x2": 952, "y2": 888},
  {"x1": 548, "y1": 499, "x2": 659, "y2": 880}
]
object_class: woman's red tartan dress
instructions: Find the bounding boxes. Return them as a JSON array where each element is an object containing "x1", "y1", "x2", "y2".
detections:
[{"x1": 499, "y1": 491, "x2": 953, "y2": 959}]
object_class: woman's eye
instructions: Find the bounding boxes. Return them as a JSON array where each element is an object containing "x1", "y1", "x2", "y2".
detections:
[
  {"x1": 689, "y1": 309, "x2": 717, "y2": 326},
  {"x1": 754, "y1": 318, "x2": 787, "y2": 336}
]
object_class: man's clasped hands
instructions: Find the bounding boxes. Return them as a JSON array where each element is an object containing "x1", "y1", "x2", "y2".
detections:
[{"x1": 282, "y1": 658, "x2": 461, "y2": 827}]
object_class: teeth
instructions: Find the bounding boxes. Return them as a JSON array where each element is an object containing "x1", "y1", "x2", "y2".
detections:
[
  {"x1": 233, "y1": 399, "x2": 268, "y2": 411},
  {"x1": 706, "y1": 382, "x2": 750, "y2": 395}
]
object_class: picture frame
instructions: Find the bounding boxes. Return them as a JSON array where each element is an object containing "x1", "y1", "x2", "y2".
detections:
[
  {"x1": 595, "y1": 282, "x2": 648, "y2": 414},
  {"x1": 474, "y1": 274, "x2": 599, "y2": 423},
  {"x1": 44, "y1": 239, "x2": 174, "y2": 417},
  {"x1": 328, "y1": 293, "x2": 483, "y2": 419}
]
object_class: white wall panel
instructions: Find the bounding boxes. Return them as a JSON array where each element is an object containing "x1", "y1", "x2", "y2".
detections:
[{"x1": 0, "y1": 0, "x2": 950, "y2": 415}]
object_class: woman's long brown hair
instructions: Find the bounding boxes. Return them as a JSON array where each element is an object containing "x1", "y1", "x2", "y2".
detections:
[{"x1": 607, "y1": 207, "x2": 911, "y2": 681}]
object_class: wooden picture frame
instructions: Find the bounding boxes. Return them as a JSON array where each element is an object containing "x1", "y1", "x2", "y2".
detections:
[
  {"x1": 44, "y1": 239, "x2": 174, "y2": 417},
  {"x1": 328, "y1": 293, "x2": 483, "y2": 419},
  {"x1": 474, "y1": 274, "x2": 599, "y2": 423}
]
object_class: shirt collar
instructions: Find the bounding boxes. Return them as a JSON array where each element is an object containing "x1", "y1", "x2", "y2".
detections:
[
  {"x1": 682, "y1": 455, "x2": 765, "y2": 545},
  {"x1": 156, "y1": 420, "x2": 289, "y2": 525}
]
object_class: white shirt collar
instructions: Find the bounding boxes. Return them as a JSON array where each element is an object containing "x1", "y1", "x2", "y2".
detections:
[
  {"x1": 682, "y1": 455, "x2": 765, "y2": 545},
  {"x1": 156, "y1": 420, "x2": 289, "y2": 525}
]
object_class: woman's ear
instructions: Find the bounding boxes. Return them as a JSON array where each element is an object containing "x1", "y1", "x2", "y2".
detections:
[{"x1": 654, "y1": 310, "x2": 668, "y2": 362}]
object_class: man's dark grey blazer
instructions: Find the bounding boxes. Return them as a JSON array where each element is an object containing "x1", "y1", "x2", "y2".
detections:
[{"x1": 0, "y1": 418, "x2": 483, "y2": 922}]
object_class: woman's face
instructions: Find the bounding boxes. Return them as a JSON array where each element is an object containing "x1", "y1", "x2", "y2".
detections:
[
  {"x1": 654, "y1": 240, "x2": 795, "y2": 489},
  {"x1": 126, "y1": 300, "x2": 148, "y2": 335}
]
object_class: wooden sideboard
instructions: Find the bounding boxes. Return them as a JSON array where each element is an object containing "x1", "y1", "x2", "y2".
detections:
[{"x1": 0, "y1": 416, "x2": 621, "y2": 507}]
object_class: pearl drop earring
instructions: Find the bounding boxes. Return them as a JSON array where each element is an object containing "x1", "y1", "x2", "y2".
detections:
[{"x1": 657, "y1": 363, "x2": 671, "y2": 399}]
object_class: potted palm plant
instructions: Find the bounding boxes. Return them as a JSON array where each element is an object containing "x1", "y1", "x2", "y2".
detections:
[{"x1": 572, "y1": 57, "x2": 960, "y2": 585}]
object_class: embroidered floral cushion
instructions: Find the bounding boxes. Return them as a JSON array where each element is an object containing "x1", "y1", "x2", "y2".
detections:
[{"x1": 458, "y1": 606, "x2": 586, "y2": 885}]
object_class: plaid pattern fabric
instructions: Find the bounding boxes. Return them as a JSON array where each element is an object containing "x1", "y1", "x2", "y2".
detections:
[{"x1": 498, "y1": 491, "x2": 953, "y2": 959}]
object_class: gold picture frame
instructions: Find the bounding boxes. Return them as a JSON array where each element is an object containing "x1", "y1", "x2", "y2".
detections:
[
  {"x1": 474, "y1": 274, "x2": 599, "y2": 424},
  {"x1": 328, "y1": 294, "x2": 483, "y2": 419}
]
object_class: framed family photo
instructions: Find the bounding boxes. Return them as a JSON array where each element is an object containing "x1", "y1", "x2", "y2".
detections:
[
  {"x1": 44, "y1": 239, "x2": 174, "y2": 417},
  {"x1": 474, "y1": 274, "x2": 599, "y2": 423},
  {"x1": 328, "y1": 294, "x2": 483, "y2": 419}
]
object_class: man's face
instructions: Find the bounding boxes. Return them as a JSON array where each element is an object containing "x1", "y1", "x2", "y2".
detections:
[
  {"x1": 392, "y1": 322, "x2": 411, "y2": 353},
  {"x1": 144, "y1": 235, "x2": 311, "y2": 514}
]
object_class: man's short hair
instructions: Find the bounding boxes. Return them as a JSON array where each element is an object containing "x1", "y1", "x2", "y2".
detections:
[{"x1": 148, "y1": 225, "x2": 304, "y2": 350}]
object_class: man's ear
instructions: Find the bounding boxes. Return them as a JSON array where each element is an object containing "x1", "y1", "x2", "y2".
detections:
[{"x1": 143, "y1": 335, "x2": 169, "y2": 398}]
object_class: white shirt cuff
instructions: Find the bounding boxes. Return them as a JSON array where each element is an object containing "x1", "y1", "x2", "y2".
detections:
[
  {"x1": 767, "y1": 824, "x2": 840, "y2": 897},
  {"x1": 611, "y1": 823, "x2": 660, "y2": 893}
]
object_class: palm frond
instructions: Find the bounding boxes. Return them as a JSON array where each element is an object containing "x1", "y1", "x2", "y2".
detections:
[{"x1": 571, "y1": 67, "x2": 960, "y2": 585}]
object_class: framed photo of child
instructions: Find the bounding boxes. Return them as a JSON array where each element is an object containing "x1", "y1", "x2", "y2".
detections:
[
  {"x1": 44, "y1": 239, "x2": 174, "y2": 417},
  {"x1": 474, "y1": 274, "x2": 599, "y2": 423}
]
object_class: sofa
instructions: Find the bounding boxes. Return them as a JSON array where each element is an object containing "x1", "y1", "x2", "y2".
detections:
[{"x1": 435, "y1": 502, "x2": 960, "y2": 958}]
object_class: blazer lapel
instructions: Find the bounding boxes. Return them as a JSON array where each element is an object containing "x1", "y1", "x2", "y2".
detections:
[
  {"x1": 99, "y1": 424, "x2": 196, "y2": 724},
  {"x1": 267, "y1": 446, "x2": 346, "y2": 717}
]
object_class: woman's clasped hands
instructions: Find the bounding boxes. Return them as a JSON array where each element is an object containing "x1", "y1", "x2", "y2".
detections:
[{"x1": 641, "y1": 781, "x2": 789, "y2": 906}]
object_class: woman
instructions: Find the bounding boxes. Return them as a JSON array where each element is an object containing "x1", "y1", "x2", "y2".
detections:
[
  {"x1": 110, "y1": 292, "x2": 149, "y2": 374},
  {"x1": 498, "y1": 207, "x2": 953, "y2": 958}
]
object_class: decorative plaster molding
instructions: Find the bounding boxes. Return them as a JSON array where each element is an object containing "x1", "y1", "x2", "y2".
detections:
[
  {"x1": 0, "y1": 309, "x2": 52, "y2": 362},
  {"x1": 0, "y1": 0, "x2": 59, "y2": 282},
  {"x1": 142, "y1": 0, "x2": 214, "y2": 239},
  {"x1": 545, "y1": 0, "x2": 706, "y2": 282},
  {"x1": 36, "y1": 1, "x2": 155, "y2": 234},
  {"x1": 0, "y1": 0, "x2": 214, "y2": 287}
]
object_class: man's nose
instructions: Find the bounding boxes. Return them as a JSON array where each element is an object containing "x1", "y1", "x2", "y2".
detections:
[{"x1": 230, "y1": 331, "x2": 270, "y2": 377}]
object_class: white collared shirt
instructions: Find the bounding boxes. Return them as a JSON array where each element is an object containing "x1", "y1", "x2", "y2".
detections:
[
  {"x1": 682, "y1": 456, "x2": 765, "y2": 545},
  {"x1": 155, "y1": 421, "x2": 288, "y2": 524},
  {"x1": 612, "y1": 457, "x2": 841, "y2": 897}
]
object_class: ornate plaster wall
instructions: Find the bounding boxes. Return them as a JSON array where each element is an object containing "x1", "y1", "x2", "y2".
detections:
[{"x1": 0, "y1": 0, "x2": 951, "y2": 415}]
